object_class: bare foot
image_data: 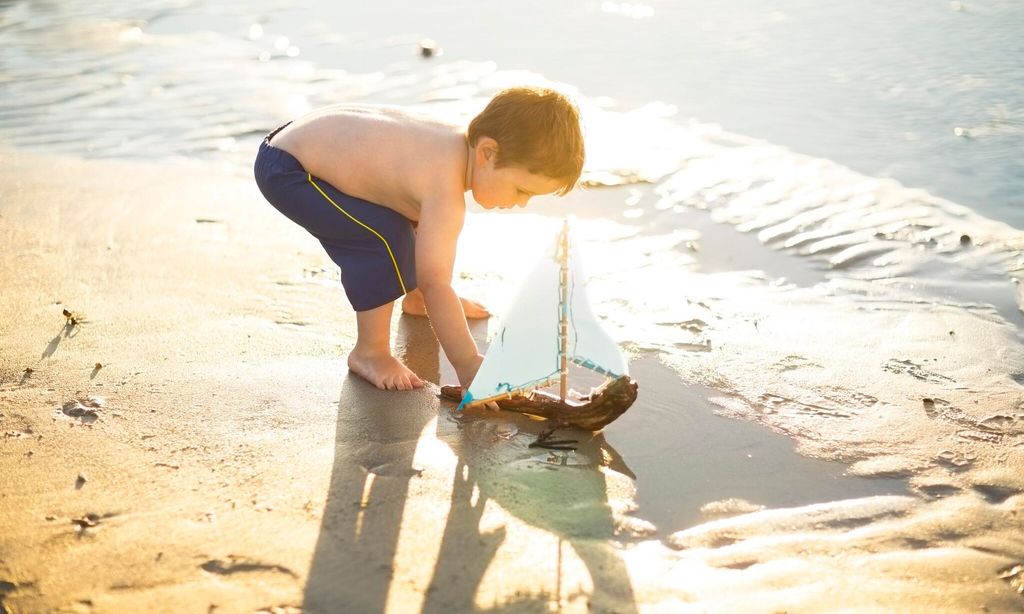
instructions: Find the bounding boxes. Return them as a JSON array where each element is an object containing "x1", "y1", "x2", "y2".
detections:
[
  {"x1": 347, "y1": 348, "x2": 425, "y2": 391},
  {"x1": 401, "y1": 287, "x2": 490, "y2": 320}
]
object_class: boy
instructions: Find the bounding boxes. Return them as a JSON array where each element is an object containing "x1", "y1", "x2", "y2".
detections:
[{"x1": 254, "y1": 87, "x2": 585, "y2": 393}]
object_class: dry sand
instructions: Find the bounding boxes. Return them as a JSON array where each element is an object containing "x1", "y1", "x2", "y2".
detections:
[{"x1": 2, "y1": 147, "x2": 1023, "y2": 613}]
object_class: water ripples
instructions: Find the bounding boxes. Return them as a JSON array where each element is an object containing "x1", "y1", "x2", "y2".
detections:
[{"x1": 0, "y1": 0, "x2": 476, "y2": 168}]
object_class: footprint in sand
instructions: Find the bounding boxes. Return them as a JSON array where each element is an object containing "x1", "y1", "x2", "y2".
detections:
[
  {"x1": 883, "y1": 358, "x2": 958, "y2": 385},
  {"x1": 59, "y1": 397, "x2": 105, "y2": 424},
  {"x1": 935, "y1": 449, "x2": 975, "y2": 471},
  {"x1": 818, "y1": 387, "x2": 878, "y2": 409},
  {"x1": 977, "y1": 413, "x2": 1024, "y2": 435},
  {"x1": 920, "y1": 398, "x2": 1004, "y2": 443},
  {"x1": 757, "y1": 392, "x2": 853, "y2": 419},
  {"x1": 773, "y1": 355, "x2": 823, "y2": 371}
]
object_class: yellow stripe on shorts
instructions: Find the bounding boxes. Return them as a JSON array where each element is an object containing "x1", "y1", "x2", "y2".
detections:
[{"x1": 307, "y1": 174, "x2": 407, "y2": 295}]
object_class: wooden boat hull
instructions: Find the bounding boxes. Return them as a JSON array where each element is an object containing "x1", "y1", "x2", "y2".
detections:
[{"x1": 440, "y1": 375, "x2": 639, "y2": 432}]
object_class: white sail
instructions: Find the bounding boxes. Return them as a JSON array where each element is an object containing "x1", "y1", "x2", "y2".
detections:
[
  {"x1": 464, "y1": 235, "x2": 562, "y2": 405},
  {"x1": 567, "y1": 249, "x2": 629, "y2": 377},
  {"x1": 463, "y1": 222, "x2": 627, "y2": 407}
]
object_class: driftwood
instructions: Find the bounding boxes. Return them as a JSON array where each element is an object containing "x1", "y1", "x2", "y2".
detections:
[{"x1": 440, "y1": 375, "x2": 639, "y2": 432}]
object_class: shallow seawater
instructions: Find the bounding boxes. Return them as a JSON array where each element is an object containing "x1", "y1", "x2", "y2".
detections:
[
  {"x1": 1, "y1": 0, "x2": 1022, "y2": 227},
  {"x1": 603, "y1": 356, "x2": 907, "y2": 535}
]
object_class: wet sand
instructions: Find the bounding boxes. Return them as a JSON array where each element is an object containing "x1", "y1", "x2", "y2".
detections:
[{"x1": 2, "y1": 147, "x2": 1024, "y2": 613}]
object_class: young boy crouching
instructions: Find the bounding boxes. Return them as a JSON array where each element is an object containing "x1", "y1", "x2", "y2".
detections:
[{"x1": 254, "y1": 87, "x2": 585, "y2": 393}]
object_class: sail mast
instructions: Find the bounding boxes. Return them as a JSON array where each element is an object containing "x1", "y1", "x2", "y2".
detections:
[{"x1": 558, "y1": 220, "x2": 570, "y2": 401}]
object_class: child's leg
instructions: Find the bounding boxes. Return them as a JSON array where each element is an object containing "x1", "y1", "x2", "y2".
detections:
[
  {"x1": 347, "y1": 300, "x2": 424, "y2": 391},
  {"x1": 255, "y1": 137, "x2": 428, "y2": 384},
  {"x1": 397, "y1": 227, "x2": 489, "y2": 319},
  {"x1": 400, "y1": 287, "x2": 490, "y2": 319}
]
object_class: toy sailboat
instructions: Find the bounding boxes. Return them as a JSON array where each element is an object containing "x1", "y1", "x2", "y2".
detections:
[{"x1": 441, "y1": 220, "x2": 638, "y2": 432}]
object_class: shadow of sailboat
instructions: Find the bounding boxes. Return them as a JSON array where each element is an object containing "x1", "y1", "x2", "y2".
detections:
[{"x1": 424, "y1": 412, "x2": 639, "y2": 613}]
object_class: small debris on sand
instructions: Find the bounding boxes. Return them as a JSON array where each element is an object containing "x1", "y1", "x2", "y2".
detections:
[
  {"x1": 75, "y1": 473, "x2": 87, "y2": 489},
  {"x1": 71, "y1": 513, "x2": 101, "y2": 535},
  {"x1": 418, "y1": 38, "x2": 440, "y2": 58},
  {"x1": 1000, "y1": 563, "x2": 1023, "y2": 594},
  {"x1": 62, "y1": 308, "x2": 80, "y2": 327}
]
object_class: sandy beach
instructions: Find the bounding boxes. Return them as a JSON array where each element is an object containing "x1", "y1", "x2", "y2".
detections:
[{"x1": 2, "y1": 144, "x2": 1023, "y2": 613}]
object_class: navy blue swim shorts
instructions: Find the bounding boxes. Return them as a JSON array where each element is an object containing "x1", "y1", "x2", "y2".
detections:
[{"x1": 254, "y1": 123, "x2": 417, "y2": 312}]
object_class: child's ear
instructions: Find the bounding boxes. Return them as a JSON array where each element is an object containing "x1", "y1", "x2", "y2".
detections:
[{"x1": 476, "y1": 137, "x2": 499, "y2": 165}]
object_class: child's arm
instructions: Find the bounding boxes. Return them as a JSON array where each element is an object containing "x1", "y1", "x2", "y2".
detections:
[{"x1": 414, "y1": 201, "x2": 483, "y2": 388}]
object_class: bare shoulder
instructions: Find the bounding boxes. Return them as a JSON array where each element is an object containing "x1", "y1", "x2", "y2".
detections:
[{"x1": 271, "y1": 104, "x2": 423, "y2": 154}]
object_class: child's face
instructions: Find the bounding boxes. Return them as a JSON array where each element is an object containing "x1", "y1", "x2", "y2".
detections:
[{"x1": 470, "y1": 138, "x2": 564, "y2": 209}]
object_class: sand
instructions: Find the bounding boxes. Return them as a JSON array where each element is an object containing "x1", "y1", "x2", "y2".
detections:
[{"x1": 2, "y1": 147, "x2": 1024, "y2": 613}]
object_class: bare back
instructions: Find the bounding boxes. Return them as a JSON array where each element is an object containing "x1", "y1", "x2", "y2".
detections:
[{"x1": 270, "y1": 104, "x2": 468, "y2": 221}]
